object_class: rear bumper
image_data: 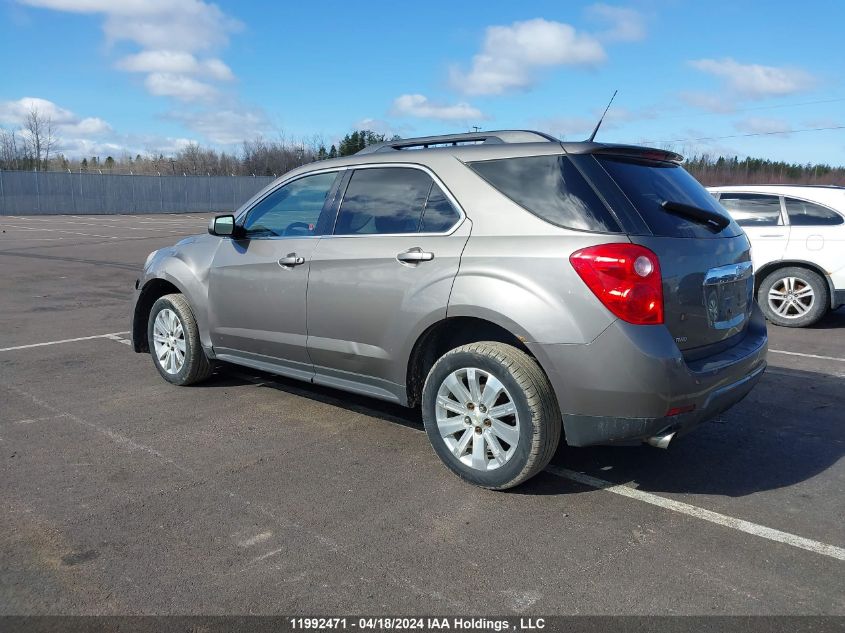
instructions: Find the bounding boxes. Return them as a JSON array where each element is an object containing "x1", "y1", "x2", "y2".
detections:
[
  {"x1": 834, "y1": 289, "x2": 845, "y2": 310},
  {"x1": 527, "y1": 303, "x2": 768, "y2": 446}
]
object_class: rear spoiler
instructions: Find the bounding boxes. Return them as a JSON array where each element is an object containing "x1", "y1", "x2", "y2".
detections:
[{"x1": 589, "y1": 145, "x2": 684, "y2": 165}]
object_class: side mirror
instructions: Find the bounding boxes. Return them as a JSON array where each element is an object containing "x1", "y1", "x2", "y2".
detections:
[{"x1": 208, "y1": 214, "x2": 236, "y2": 237}]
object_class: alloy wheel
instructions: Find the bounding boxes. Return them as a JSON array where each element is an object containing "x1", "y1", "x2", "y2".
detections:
[
  {"x1": 152, "y1": 308, "x2": 186, "y2": 374},
  {"x1": 767, "y1": 276, "x2": 815, "y2": 319},
  {"x1": 435, "y1": 367, "x2": 520, "y2": 471}
]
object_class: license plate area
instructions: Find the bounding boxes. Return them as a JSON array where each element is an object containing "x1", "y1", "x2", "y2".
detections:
[{"x1": 703, "y1": 261, "x2": 754, "y2": 330}]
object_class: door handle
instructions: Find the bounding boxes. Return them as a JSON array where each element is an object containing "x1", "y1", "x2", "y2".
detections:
[
  {"x1": 278, "y1": 253, "x2": 305, "y2": 267},
  {"x1": 760, "y1": 234, "x2": 785, "y2": 238},
  {"x1": 396, "y1": 248, "x2": 434, "y2": 264}
]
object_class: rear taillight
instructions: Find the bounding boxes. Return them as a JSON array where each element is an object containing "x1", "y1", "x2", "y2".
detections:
[{"x1": 569, "y1": 243, "x2": 664, "y2": 325}]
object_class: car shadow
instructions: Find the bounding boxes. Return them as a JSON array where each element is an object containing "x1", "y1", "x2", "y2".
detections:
[
  {"x1": 197, "y1": 362, "x2": 424, "y2": 432},
  {"x1": 518, "y1": 364, "x2": 844, "y2": 498},
  {"x1": 198, "y1": 362, "x2": 842, "y2": 499}
]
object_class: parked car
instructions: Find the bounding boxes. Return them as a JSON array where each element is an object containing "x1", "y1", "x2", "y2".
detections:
[
  {"x1": 131, "y1": 131, "x2": 767, "y2": 490},
  {"x1": 708, "y1": 185, "x2": 845, "y2": 327}
]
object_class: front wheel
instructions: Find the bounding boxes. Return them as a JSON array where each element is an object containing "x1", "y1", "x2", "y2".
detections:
[
  {"x1": 758, "y1": 267, "x2": 829, "y2": 327},
  {"x1": 147, "y1": 293, "x2": 213, "y2": 385},
  {"x1": 421, "y1": 342, "x2": 561, "y2": 490}
]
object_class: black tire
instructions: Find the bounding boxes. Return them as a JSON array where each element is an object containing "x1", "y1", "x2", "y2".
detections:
[
  {"x1": 421, "y1": 342, "x2": 561, "y2": 490},
  {"x1": 758, "y1": 266, "x2": 829, "y2": 328},
  {"x1": 147, "y1": 293, "x2": 213, "y2": 385}
]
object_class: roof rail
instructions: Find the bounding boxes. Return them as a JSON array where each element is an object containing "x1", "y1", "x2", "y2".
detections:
[{"x1": 355, "y1": 130, "x2": 559, "y2": 155}]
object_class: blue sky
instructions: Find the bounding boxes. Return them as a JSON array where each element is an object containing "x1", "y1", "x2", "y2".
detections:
[{"x1": 1, "y1": 0, "x2": 844, "y2": 164}]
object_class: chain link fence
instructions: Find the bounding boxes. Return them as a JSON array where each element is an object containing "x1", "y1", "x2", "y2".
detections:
[{"x1": 0, "y1": 170, "x2": 275, "y2": 215}]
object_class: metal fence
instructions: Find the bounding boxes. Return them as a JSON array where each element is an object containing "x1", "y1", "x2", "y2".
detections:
[{"x1": 0, "y1": 170, "x2": 275, "y2": 215}]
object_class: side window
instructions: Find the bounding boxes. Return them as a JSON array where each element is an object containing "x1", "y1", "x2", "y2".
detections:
[
  {"x1": 719, "y1": 193, "x2": 783, "y2": 227},
  {"x1": 784, "y1": 197, "x2": 844, "y2": 226},
  {"x1": 420, "y1": 183, "x2": 461, "y2": 232},
  {"x1": 468, "y1": 155, "x2": 621, "y2": 232},
  {"x1": 334, "y1": 167, "x2": 432, "y2": 235},
  {"x1": 243, "y1": 172, "x2": 337, "y2": 237}
]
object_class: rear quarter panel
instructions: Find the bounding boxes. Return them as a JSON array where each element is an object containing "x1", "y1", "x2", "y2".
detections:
[{"x1": 448, "y1": 234, "x2": 622, "y2": 345}]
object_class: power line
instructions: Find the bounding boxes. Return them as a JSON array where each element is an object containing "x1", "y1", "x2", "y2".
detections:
[
  {"x1": 659, "y1": 96, "x2": 845, "y2": 120},
  {"x1": 643, "y1": 125, "x2": 845, "y2": 145}
]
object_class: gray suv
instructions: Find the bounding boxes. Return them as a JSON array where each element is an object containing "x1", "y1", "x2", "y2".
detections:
[{"x1": 131, "y1": 131, "x2": 768, "y2": 489}]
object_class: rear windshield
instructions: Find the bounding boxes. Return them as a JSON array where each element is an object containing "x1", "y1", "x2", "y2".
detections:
[
  {"x1": 597, "y1": 156, "x2": 741, "y2": 238},
  {"x1": 468, "y1": 155, "x2": 622, "y2": 233}
]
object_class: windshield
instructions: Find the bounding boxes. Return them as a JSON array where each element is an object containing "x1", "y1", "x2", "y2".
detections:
[{"x1": 597, "y1": 156, "x2": 741, "y2": 238}]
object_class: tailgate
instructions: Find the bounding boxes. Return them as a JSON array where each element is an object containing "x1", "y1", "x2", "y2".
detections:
[{"x1": 630, "y1": 234, "x2": 754, "y2": 354}]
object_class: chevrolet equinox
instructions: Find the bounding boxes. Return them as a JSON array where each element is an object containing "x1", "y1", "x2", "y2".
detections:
[{"x1": 131, "y1": 131, "x2": 768, "y2": 489}]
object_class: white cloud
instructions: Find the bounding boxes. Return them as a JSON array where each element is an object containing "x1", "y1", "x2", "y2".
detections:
[
  {"x1": 18, "y1": 0, "x2": 241, "y2": 52},
  {"x1": 679, "y1": 91, "x2": 736, "y2": 113},
  {"x1": 144, "y1": 73, "x2": 217, "y2": 102},
  {"x1": 450, "y1": 18, "x2": 606, "y2": 95},
  {"x1": 0, "y1": 97, "x2": 112, "y2": 137},
  {"x1": 733, "y1": 116, "x2": 791, "y2": 135},
  {"x1": 689, "y1": 58, "x2": 816, "y2": 98},
  {"x1": 116, "y1": 51, "x2": 234, "y2": 81},
  {"x1": 61, "y1": 117, "x2": 112, "y2": 136},
  {"x1": 0, "y1": 96, "x2": 181, "y2": 158},
  {"x1": 18, "y1": 0, "x2": 241, "y2": 102},
  {"x1": 0, "y1": 96, "x2": 75, "y2": 124},
  {"x1": 391, "y1": 94, "x2": 485, "y2": 121},
  {"x1": 166, "y1": 109, "x2": 271, "y2": 145},
  {"x1": 585, "y1": 3, "x2": 646, "y2": 42}
]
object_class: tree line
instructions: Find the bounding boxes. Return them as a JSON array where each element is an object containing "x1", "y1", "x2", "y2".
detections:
[{"x1": 1, "y1": 107, "x2": 842, "y2": 185}]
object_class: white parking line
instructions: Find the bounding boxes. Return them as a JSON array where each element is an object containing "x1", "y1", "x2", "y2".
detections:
[
  {"x1": 0, "y1": 222, "x2": 122, "y2": 239},
  {"x1": 0, "y1": 332, "x2": 130, "y2": 352},
  {"x1": 769, "y1": 349, "x2": 845, "y2": 363},
  {"x1": 546, "y1": 466, "x2": 845, "y2": 562}
]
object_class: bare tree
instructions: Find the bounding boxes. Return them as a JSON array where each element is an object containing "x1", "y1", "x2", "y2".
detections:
[
  {"x1": 23, "y1": 106, "x2": 57, "y2": 171},
  {"x1": 0, "y1": 126, "x2": 25, "y2": 170}
]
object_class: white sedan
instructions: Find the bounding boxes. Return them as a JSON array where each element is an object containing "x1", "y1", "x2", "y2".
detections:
[{"x1": 708, "y1": 185, "x2": 845, "y2": 327}]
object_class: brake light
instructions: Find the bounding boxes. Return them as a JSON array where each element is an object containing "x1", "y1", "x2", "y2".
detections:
[{"x1": 569, "y1": 243, "x2": 664, "y2": 325}]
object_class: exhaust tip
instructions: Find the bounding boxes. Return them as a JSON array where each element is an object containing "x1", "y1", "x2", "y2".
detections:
[{"x1": 646, "y1": 431, "x2": 675, "y2": 449}]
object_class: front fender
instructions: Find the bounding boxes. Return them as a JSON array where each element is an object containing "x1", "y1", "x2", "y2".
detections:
[{"x1": 132, "y1": 235, "x2": 220, "y2": 351}]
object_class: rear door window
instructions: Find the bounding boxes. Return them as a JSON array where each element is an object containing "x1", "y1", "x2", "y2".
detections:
[
  {"x1": 468, "y1": 155, "x2": 621, "y2": 233},
  {"x1": 784, "y1": 197, "x2": 844, "y2": 226},
  {"x1": 719, "y1": 193, "x2": 783, "y2": 227},
  {"x1": 334, "y1": 167, "x2": 431, "y2": 235},
  {"x1": 597, "y1": 156, "x2": 740, "y2": 238},
  {"x1": 420, "y1": 183, "x2": 461, "y2": 232}
]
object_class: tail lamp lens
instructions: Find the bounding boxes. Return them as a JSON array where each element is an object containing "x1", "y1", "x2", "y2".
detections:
[{"x1": 569, "y1": 243, "x2": 664, "y2": 325}]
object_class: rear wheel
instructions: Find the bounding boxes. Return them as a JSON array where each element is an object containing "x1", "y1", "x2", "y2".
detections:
[
  {"x1": 421, "y1": 342, "x2": 561, "y2": 490},
  {"x1": 758, "y1": 266, "x2": 829, "y2": 327},
  {"x1": 147, "y1": 293, "x2": 213, "y2": 385}
]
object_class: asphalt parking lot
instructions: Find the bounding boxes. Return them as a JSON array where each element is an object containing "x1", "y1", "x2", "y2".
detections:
[{"x1": 0, "y1": 213, "x2": 843, "y2": 615}]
